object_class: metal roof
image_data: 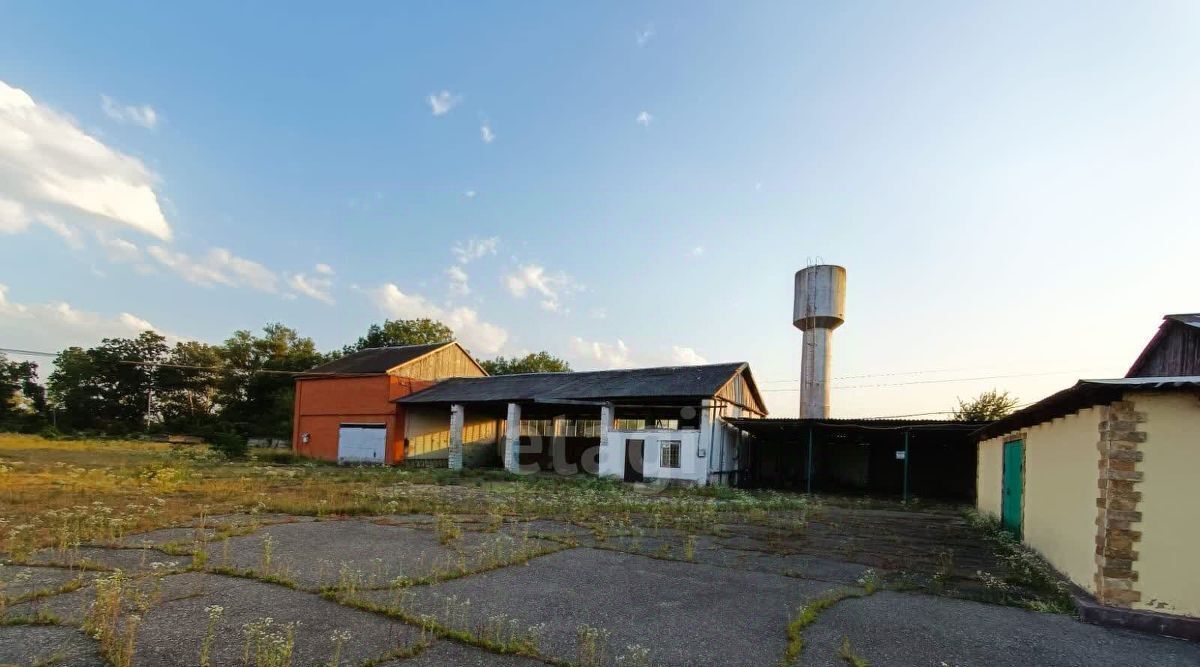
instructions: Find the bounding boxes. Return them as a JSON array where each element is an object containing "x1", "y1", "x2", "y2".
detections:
[
  {"x1": 974, "y1": 376, "x2": 1200, "y2": 440},
  {"x1": 397, "y1": 362, "x2": 750, "y2": 405},
  {"x1": 1166, "y1": 313, "x2": 1200, "y2": 329},
  {"x1": 727, "y1": 417, "x2": 989, "y2": 436},
  {"x1": 302, "y1": 342, "x2": 453, "y2": 376}
]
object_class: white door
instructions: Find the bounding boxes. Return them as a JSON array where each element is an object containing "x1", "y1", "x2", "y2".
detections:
[{"x1": 337, "y1": 424, "x2": 386, "y2": 464}]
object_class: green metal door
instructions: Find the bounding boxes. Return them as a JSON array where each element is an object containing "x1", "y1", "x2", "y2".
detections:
[{"x1": 1001, "y1": 440, "x2": 1024, "y2": 538}]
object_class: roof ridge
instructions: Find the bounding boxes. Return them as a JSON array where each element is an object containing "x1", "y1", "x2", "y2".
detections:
[{"x1": 446, "y1": 361, "x2": 747, "y2": 380}]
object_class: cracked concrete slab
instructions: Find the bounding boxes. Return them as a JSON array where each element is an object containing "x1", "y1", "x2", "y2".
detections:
[
  {"x1": 3, "y1": 586, "x2": 94, "y2": 625},
  {"x1": 133, "y1": 572, "x2": 424, "y2": 666},
  {"x1": 29, "y1": 545, "x2": 191, "y2": 571},
  {"x1": 362, "y1": 547, "x2": 835, "y2": 667},
  {"x1": 0, "y1": 565, "x2": 92, "y2": 599},
  {"x1": 0, "y1": 625, "x2": 104, "y2": 667},
  {"x1": 801, "y1": 591, "x2": 1200, "y2": 667},
  {"x1": 376, "y1": 640, "x2": 548, "y2": 666},
  {"x1": 202, "y1": 519, "x2": 552, "y2": 589}
]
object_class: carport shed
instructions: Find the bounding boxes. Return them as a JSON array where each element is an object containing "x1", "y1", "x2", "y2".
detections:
[{"x1": 728, "y1": 418, "x2": 986, "y2": 502}]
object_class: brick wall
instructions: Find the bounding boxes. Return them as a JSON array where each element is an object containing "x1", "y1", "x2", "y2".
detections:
[{"x1": 1094, "y1": 400, "x2": 1146, "y2": 607}]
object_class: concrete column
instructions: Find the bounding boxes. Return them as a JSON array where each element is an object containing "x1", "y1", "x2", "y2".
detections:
[
  {"x1": 504, "y1": 403, "x2": 521, "y2": 473},
  {"x1": 697, "y1": 399, "x2": 715, "y2": 487},
  {"x1": 449, "y1": 404, "x2": 464, "y2": 471},
  {"x1": 598, "y1": 402, "x2": 614, "y2": 476}
]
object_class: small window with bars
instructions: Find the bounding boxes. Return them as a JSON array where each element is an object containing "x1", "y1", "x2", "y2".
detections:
[{"x1": 660, "y1": 440, "x2": 682, "y2": 468}]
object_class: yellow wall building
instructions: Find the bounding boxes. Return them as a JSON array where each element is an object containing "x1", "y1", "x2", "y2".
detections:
[{"x1": 976, "y1": 379, "x2": 1200, "y2": 635}]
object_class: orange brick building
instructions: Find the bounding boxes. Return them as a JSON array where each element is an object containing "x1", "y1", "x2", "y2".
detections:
[{"x1": 291, "y1": 342, "x2": 486, "y2": 464}]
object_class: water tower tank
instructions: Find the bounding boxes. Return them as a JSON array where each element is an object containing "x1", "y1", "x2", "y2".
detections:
[{"x1": 793, "y1": 265, "x2": 846, "y2": 419}]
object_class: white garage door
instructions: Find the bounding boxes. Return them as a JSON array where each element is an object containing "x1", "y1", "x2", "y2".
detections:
[{"x1": 337, "y1": 424, "x2": 386, "y2": 464}]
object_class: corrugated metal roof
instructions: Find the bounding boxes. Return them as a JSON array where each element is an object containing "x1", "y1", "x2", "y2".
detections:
[
  {"x1": 727, "y1": 417, "x2": 988, "y2": 436},
  {"x1": 974, "y1": 376, "x2": 1200, "y2": 440},
  {"x1": 303, "y1": 342, "x2": 452, "y2": 376},
  {"x1": 1166, "y1": 313, "x2": 1200, "y2": 329},
  {"x1": 397, "y1": 362, "x2": 749, "y2": 404}
]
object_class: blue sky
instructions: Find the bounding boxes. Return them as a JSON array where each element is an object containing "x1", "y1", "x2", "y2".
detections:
[{"x1": 2, "y1": 1, "x2": 1199, "y2": 417}]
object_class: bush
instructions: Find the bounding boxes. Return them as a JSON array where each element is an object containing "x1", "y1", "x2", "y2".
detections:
[
  {"x1": 208, "y1": 432, "x2": 248, "y2": 459},
  {"x1": 252, "y1": 449, "x2": 299, "y2": 465}
]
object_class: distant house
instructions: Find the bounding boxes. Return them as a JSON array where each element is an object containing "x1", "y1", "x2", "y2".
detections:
[
  {"x1": 975, "y1": 314, "x2": 1200, "y2": 639},
  {"x1": 396, "y1": 362, "x2": 766, "y2": 486},
  {"x1": 292, "y1": 342, "x2": 486, "y2": 464},
  {"x1": 1127, "y1": 313, "x2": 1200, "y2": 377}
]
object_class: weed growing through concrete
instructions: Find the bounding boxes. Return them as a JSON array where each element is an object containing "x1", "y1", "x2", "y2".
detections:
[
  {"x1": 838, "y1": 636, "x2": 869, "y2": 666},
  {"x1": 242, "y1": 617, "x2": 297, "y2": 667},
  {"x1": 199, "y1": 604, "x2": 223, "y2": 667},
  {"x1": 326, "y1": 629, "x2": 351, "y2": 666},
  {"x1": 434, "y1": 514, "x2": 462, "y2": 545},
  {"x1": 576, "y1": 624, "x2": 612, "y2": 667}
]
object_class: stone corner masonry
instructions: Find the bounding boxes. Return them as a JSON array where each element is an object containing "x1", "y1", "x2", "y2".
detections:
[{"x1": 1094, "y1": 399, "x2": 1146, "y2": 608}]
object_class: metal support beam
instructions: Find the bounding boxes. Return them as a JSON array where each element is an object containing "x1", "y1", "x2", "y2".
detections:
[
  {"x1": 504, "y1": 403, "x2": 521, "y2": 474},
  {"x1": 449, "y1": 404, "x2": 464, "y2": 471}
]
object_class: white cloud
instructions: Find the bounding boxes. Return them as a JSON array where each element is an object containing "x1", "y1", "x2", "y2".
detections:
[
  {"x1": 0, "y1": 284, "x2": 29, "y2": 316},
  {"x1": 452, "y1": 237, "x2": 499, "y2": 264},
  {"x1": 370, "y1": 284, "x2": 508, "y2": 354},
  {"x1": 38, "y1": 215, "x2": 84, "y2": 249},
  {"x1": 0, "y1": 285, "x2": 183, "y2": 353},
  {"x1": 690, "y1": 245, "x2": 705, "y2": 257},
  {"x1": 0, "y1": 79, "x2": 171, "y2": 240},
  {"x1": 636, "y1": 111, "x2": 653, "y2": 127},
  {"x1": 147, "y1": 245, "x2": 278, "y2": 292},
  {"x1": 97, "y1": 233, "x2": 142, "y2": 263},
  {"x1": 0, "y1": 195, "x2": 30, "y2": 233},
  {"x1": 636, "y1": 24, "x2": 655, "y2": 46},
  {"x1": 100, "y1": 95, "x2": 159, "y2": 129},
  {"x1": 428, "y1": 90, "x2": 461, "y2": 116},
  {"x1": 587, "y1": 307, "x2": 607, "y2": 320},
  {"x1": 570, "y1": 336, "x2": 634, "y2": 369},
  {"x1": 287, "y1": 266, "x2": 335, "y2": 305},
  {"x1": 464, "y1": 189, "x2": 477, "y2": 199},
  {"x1": 480, "y1": 122, "x2": 495, "y2": 143},
  {"x1": 446, "y1": 265, "x2": 470, "y2": 295},
  {"x1": 670, "y1": 345, "x2": 708, "y2": 365},
  {"x1": 503, "y1": 264, "x2": 580, "y2": 311}
]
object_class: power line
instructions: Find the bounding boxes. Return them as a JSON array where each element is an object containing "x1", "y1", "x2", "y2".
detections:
[{"x1": 760, "y1": 368, "x2": 1104, "y2": 392}]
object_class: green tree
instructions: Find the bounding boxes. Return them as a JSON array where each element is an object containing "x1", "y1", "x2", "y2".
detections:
[
  {"x1": 343, "y1": 319, "x2": 453, "y2": 353},
  {"x1": 0, "y1": 353, "x2": 44, "y2": 429},
  {"x1": 47, "y1": 331, "x2": 169, "y2": 432},
  {"x1": 481, "y1": 351, "x2": 572, "y2": 375},
  {"x1": 156, "y1": 340, "x2": 224, "y2": 432},
  {"x1": 953, "y1": 389, "x2": 1019, "y2": 421},
  {"x1": 217, "y1": 323, "x2": 325, "y2": 438}
]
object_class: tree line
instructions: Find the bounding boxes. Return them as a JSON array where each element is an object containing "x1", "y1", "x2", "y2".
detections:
[{"x1": 0, "y1": 318, "x2": 570, "y2": 439}]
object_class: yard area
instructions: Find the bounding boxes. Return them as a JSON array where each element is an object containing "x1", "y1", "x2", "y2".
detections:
[{"x1": 1, "y1": 434, "x2": 1196, "y2": 666}]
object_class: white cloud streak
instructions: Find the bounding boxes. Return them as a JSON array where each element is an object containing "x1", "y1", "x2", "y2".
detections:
[
  {"x1": 504, "y1": 264, "x2": 580, "y2": 312},
  {"x1": 570, "y1": 336, "x2": 634, "y2": 369},
  {"x1": 287, "y1": 265, "x2": 335, "y2": 305},
  {"x1": 636, "y1": 111, "x2": 653, "y2": 127},
  {"x1": 370, "y1": 284, "x2": 508, "y2": 354},
  {"x1": 636, "y1": 24, "x2": 655, "y2": 46},
  {"x1": 452, "y1": 237, "x2": 499, "y2": 264},
  {"x1": 480, "y1": 122, "x2": 495, "y2": 143},
  {"x1": 100, "y1": 95, "x2": 159, "y2": 129},
  {"x1": 446, "y1": 265, "x2": 470, "y2": 295},
  {"x1": 147, "y1": 245, "x2": 278, "y2": 293},
  {"x1": 670, "y1": 345, "x2": 708, "y2": 365},
  {"x1": 0, "y1": 79, "x2": 171, "y2": 240},
  {"x1": 428, "y1": 90, "x2": 462, "y2": 116}
]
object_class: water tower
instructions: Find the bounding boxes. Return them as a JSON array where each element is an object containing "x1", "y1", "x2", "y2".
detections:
[{"x1": 793, "y1": 265, "x2": 846, "y2": 419}]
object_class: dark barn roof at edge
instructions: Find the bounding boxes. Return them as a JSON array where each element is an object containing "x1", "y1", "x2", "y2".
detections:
[{"x1": 396, "y1": 362, "x2": 761, "y2": 407}]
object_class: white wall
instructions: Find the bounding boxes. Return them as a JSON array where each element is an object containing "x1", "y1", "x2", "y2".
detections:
[{"x1": 601, "y1": 429, "x2": 704, "y2": 483}]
